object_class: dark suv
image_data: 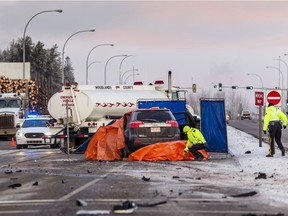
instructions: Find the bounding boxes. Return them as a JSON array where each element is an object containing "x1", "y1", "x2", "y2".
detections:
[{"x1": 123, "y1": 108, "x2": 181, "y2": 155}]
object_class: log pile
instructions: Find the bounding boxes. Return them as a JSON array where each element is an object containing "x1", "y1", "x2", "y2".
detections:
[{"x1": 0, "y1": 76, "x2": 49, "y2": 114}]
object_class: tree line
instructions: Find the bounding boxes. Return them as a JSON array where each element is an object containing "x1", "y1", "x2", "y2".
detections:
[{"x1": 0, "y1": 36, "x2": 75, "y2": 96}]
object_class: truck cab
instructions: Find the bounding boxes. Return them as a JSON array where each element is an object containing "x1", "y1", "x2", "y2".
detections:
[{"x1": 0, "y1": 93, "x2": 25, "y2": 138}]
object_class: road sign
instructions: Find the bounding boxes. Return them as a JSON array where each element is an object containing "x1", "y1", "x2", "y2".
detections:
[
  {"x1": 255, "y1": 91, "x2": 264, "y2": 106},
  {"x1": 266, "y1": 90, "x2": 281, "y2": 106}
]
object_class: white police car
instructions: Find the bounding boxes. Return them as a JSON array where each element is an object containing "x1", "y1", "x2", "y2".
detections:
[{"x1": 15, "y1": 116, "x2": 60, "y2": 149}]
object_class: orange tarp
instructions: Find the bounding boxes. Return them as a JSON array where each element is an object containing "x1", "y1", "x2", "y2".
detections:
[
  {"x1": 85, "y1": 118, "x2": 125, "y2": 161},
  {"x1": 128, "y1": 141, "x2": 195, "y2": 161}
]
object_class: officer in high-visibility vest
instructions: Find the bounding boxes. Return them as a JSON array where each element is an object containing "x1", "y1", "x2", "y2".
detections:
[
  {"x1": 263, "y1": 102, "x2": 287, "y2": 157},
  {"x1": 183, "y1": 125, "x2": 208, "y2": 160}
]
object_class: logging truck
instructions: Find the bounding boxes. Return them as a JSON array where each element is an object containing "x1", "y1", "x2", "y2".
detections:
[{"x1": 0, "y1": 93, "x2": 25, "y2": 137}]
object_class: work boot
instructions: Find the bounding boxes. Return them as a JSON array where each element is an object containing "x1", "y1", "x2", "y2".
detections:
[
  {"x1": 266, "y1": 154, "x2": 273, "y2": 157},
  {"x1": 282, "y1": 150, "x2": 285, "y2": 156}
]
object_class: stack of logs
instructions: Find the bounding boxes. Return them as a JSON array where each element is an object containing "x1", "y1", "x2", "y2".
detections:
[{"x1": 0, "y1": 76, "x2": 49, "y2": 114}]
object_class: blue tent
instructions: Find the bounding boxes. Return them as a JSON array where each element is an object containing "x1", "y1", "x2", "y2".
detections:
[{"x1": 200, "y1": 98, "x2": 228, "y2": 153}]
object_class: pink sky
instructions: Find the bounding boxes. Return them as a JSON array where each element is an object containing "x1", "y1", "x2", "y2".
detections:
[{"x1": 2, "y1": 1, "x2": 288, "y2": 110}]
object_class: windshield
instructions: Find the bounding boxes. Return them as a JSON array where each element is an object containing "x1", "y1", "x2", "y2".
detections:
[
  {"x1": 0, "y1": 99, "x2": 19, "y2": 108},
  {"x1": 22, "y1": 119, "x2": 49, "y2": 128}
]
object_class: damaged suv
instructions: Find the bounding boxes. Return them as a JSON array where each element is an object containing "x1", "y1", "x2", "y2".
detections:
[{"x1": 123, "y1": 108, "x2": 181, "y2": 156}]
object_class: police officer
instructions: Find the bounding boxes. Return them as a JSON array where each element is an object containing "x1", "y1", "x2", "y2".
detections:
[
  {"x1": 263, "y1": 102, "x2": 287, "y2": 157},
  {"x1": 183, "y1": 125, "x2": 207, "y2": 160}
]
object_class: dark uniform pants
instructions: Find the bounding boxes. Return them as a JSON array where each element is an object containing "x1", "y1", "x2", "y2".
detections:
[
  {"x1": 268, "y1": 123, "x2": 284, "y2": 155},
  {"x1": 189, "y1": 143, "x2": 207, "y2": 159}
]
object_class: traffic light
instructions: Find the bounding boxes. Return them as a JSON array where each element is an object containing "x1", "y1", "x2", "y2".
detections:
[
  {"x1": 286, "y1": 99, "x2": 288, "y2": 108},
  {"x1": 232, "y1": 86, "x2": 239, "y2": 89},
  {"x1": 192, "y1": 83, "x2": 196, "y2": 93},
  {"x1": 246, "y1": 86, "x2": 253, "y2": 90},
  {"x1": 219, "y1": 83, "x2": 222, "y2": 91}
]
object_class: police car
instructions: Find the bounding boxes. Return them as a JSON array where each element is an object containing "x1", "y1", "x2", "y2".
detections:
[{"x1": 15, "y1": 114, "x2": 60, "y2": 149}]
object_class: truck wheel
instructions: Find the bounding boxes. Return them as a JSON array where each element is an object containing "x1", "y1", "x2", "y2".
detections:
[
  {"x1": 16, "y1": 145, "x2": 21, "y2": 149},
  {"x1": 50, "y1": 143, "x2": 58, "y2": 149}
]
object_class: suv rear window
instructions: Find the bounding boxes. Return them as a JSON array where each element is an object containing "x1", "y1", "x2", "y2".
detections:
[{"x1": 135, "y1": 110, "x2": 173, "y2": 122}]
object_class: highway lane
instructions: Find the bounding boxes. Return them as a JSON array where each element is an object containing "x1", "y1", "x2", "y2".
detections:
[
  {"x1": 228, "y1": 119, "x2": 288, "y2": 149},
  {"x1": 1, "y1": 143, "x2": 287, "y2": 215}
]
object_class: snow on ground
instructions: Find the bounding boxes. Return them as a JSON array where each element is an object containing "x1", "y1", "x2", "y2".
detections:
[{"x1": 226, "y1": 125, "x2": 288, "y2": 207}]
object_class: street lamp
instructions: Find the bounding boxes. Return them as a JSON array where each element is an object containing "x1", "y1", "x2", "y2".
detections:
[
  {"x1": 247, "y1": 73, "x2": 263, "y2": 90},
  {"x1": 86, "y1": 44, "x2": 114, "y2": 85},
  {"x1": 278, "y1": 56, "x2": 288, "y2": 100},
  {"x1": 266, "y1": 66, "x2": 284, "y2": 89},
  {"x1": 87, "y1": 61, "x2": 101, "y2": 84},
  {"x1": 119, "y1": 55, "x2": 135, "y2": 84},
  {"x1": 121, "y1": 68, "x2": 139, "y2": 83},
  {"x1": 23, "y1": 9, "x2": 62, "y2": 116},
  {"x1": 104, "y1": 54, "x2": 127, "y2": 85},
  {"x1": 23, "y1": 9, "x2": 63, "y2": 80},
  {"x1": 124, "y1": 73, "x2": 140, "y2": 84},
  {"x1": 62, "y1": 29, "x2": 95, "y2": 84}
]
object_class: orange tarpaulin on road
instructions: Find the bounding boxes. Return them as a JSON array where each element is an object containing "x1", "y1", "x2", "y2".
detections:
[
  {"x1": 128, "y1": 141, "x2": 195, "y2": 161},
  {"x1": 85, "y1": 118, "x2": 125, "y2": 161}
]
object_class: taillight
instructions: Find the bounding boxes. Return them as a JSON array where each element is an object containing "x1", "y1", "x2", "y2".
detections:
[
  {"x1": 166, "y1": 120, "x2": 178, "y2": 127},
  {"x1": 129, "y1": 121, "x2": 144, "y2": 128}
]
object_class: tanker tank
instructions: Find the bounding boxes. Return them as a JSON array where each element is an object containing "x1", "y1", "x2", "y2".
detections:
[{"x1": 47, "y1": 84, "x2": 169, "y2": 124}]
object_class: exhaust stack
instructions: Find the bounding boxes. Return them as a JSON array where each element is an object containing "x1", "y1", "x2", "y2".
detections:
[{"x1": 168, "y1": 71, "x2": 172, "y2": 99}]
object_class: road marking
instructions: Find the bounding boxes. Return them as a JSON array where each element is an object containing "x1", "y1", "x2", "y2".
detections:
[
  {"x1": 0, "y1": 210, "x2": 40, "y2": 214},
  {"x1": 58, "y1": 163, "x2": 126, "y2": 201}
]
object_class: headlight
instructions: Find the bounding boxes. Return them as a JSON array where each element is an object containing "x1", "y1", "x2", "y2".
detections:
[
  {"x1": 16, "y1": 132, "x2": 24, "y2": 137},
  {"x1": 44, "y1": 131, "x2": 51, "y2": 136}
]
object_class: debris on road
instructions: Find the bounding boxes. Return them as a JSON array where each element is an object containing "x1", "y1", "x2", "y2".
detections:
[
  {"x1": 4, "y1": 170, "x2": 13, "y2": 174},
  {"x1": 112, "y1": 200, "x2": 138, "y2": 214},
  {"x1": 76, "y1": 199, "x2": 88, "y2": 207},
  {"x1": 76, "y1": 200, "x2": 137, "y2": 215},
  {"x1": 142, "y1": 176, "x2": 150, "y2": 182},
  {"x1": 255, "y1": 172, "x2": 267, "y2": 179},
  {"x1": 8, "y1": 183, "x2": 22, "y2": 189},
  {"x1": 231, "y1": 191, "x2": 257, "y2": 198}
]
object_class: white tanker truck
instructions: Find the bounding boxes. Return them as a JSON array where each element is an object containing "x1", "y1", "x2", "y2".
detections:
[{"x1": 47, "y1": 73, "x2": 196, "y2": 151}]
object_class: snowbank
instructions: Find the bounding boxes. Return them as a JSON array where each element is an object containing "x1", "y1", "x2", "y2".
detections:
[{"x1": 227, "y1": 126, "x2": 288, "y2": 207}]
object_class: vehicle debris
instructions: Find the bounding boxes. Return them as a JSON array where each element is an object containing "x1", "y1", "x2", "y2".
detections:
[
  {"x1": 142, "y1": 176, "x2": 150, "y2": 182},
  {"x1": 231, "y1": 191, "x2": 257, "y2": 198},
  {"x1": 76, "y1": 200, "x2": 137, "y2": 215},
  {"x1": 8, "y1": 183, "x2": 22, "y2": 189},
  {"x1": 255, "y1": 172, "x2": 267, "y2": 179},
  {"x1": 76, "y1": 199, "x2": 88, "y2": 207},
  {"x1": 112, "y1": 200, "x2": 137, "y2": 214},
  {"x1": 32, "y1": 181, "x2": 38, "y2": 186},
  {"x1": 4, "y1": 170, "x2": 13, "y2": 174}
]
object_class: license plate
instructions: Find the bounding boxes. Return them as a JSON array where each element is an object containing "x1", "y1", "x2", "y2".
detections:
[{"x1": 151, "y1": 127, "x2": 160, "y2": 132}]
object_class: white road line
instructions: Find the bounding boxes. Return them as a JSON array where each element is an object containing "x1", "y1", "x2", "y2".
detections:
[
  {"x1": 58, "y1": 163, "x2": 126, "y2": 201},
  {"x1": 0, "y1": 210, "x2": 40, "y2": 214}
]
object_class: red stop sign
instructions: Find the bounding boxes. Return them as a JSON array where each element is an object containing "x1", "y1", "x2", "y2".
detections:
[{"x1": 267, "y1": 90, "x2": 281, "y2": 106}]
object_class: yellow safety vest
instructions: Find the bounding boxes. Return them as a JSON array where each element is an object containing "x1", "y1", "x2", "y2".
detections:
[{"x1": 263, "y1": 106, "x2": 287, "y2": 131}]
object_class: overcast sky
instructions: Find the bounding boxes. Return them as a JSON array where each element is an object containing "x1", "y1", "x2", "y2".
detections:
[{"x1": 1, "y1": 1, "x2": 288, "y2": 109}]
